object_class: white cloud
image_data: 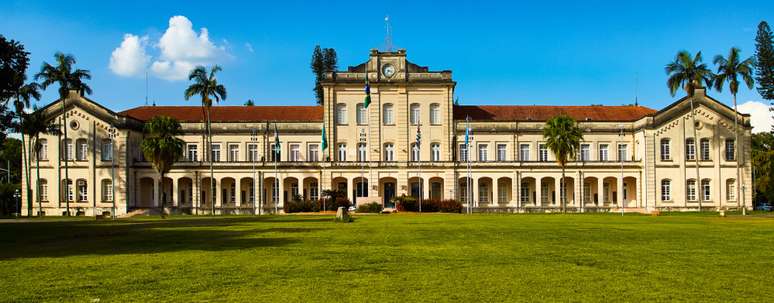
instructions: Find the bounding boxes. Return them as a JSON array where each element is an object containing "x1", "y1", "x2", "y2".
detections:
[
  {"x1": 109, "y1": 34, "x2": 150, "y2": 77},
  {"x1": 245, "y1": 42, "x2": 254, "y2": 53},
  {"x1": 737, "y1": 101, "x2": 772, "y2": 133},
  {"x1": 108, "y1": 15, "x2": 228, "y2": 81}
]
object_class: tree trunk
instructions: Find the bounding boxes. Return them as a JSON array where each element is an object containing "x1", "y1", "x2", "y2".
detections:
[
  {"x1": 36, "y1": 135, "x2": 42, "y2": 216},
  {"x1": 20, "y1": 124, "x2": 31, "y2": 217},
  {"x1": 561, "y1": 166, "x2": 566, "y2": 213},
  {"x1": 206, "y1": 106, "x2": 215, "y2": 215},
  {"x1": 62, "y1": 98, "x2": 70, "y2": 216},
  {"x1": 159, "y1": 172, "x2": 166, "y2": 218},
  {"x1": 733, "y1": 94, "x2": 744, "y2": 215}
]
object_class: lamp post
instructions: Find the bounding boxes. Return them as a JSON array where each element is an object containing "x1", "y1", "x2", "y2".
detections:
[
  {"x1": 619, "y1": 124, "x2": 624, "y2": 216},
  {"x1": 251, "y1": 129, "x2": 258, "y2": 215}
]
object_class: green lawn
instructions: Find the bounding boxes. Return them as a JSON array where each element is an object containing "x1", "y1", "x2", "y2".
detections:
[{"x1": 1, "y1": 213, "x2": 773, "y2": 302}]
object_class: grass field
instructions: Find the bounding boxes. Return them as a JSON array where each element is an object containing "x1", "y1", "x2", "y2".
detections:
[{"x1": 1, "y1": 213, "x2": 773, "y2": 302}]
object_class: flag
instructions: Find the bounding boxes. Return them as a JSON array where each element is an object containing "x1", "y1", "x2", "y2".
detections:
[
  {"x1": 321, "y1": 125, "x2": 328, "y2": 151},
  {"x1": 364, "y1": 82, "x2": 371, "y2": 108},
  {"x1": 416, "y1": 124, "x2": 421, "y2": 147},
  {"x1": 465, "y1": 122, "x2": 470, "y2": 146},
  {"x1": 273, "y1": 124, "x2": 280, "y2": 161}
]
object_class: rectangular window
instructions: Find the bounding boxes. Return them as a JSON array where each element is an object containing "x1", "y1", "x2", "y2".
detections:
[
  {"x1": 496, "y1": 144, "x2": 506, "y2": 161},
  {"x1": 228, "y1": 144, "x2": 239, "y2": 162},
  {"x1": 187, "y1": 144, "x2": 198, "y2": 161},
  {"x1": 661, "y1": 180, "x2": 671, "y2": 201},
  {"x1": 247, "y1": 144, "x2": 258, "y2": 162},
  {"x1": 687, "y1": 180, "x2": 696, "y2": 201},
  {"x1": 65, "y1": 180, "x2": 73, "y2": 202},
  {"x1": 336, "y1": 104, "x2": 347, "y2": 125},
  {"x1": 702, "y1": 180, "x2": 711, "y2": 201},
  {"x1": 211, "y1": 144, "x2": 221, "y2": 162},
  {"x1": 430, "y1": 104, "x2": 440, "y2": 125},
  {"x1": 356, "y1": 103, "x2": 367, "y2": 125},
  {"x1": 338, "y1": 144, "x2": 347, "y2": 161},
  {"x1": 101, "y1": 139, "x2": 113, "y2": 161},
  {"x1": 289, "y1": 144, "x2": 300, "y2": 162},
  {"x1": 541, "y1": 183, "x2": 549, "y2": 204},
  {"x1": 39, "y1": 181, "x2": 48, "y2": 201},
  {"x1": 270, "y1": 144, "x2": 280, "y2": 162},
  {"x1": 599, "y1": 144, "x2": 609, "y2": 161},
  {"x1": 383, "y1": 104, "x2": 394, "y2": 125},
  {"x1": 520, "y1": 182, "x2": 530, "y2": 204},
  {"x1": 686, "y1": 139, "x2": 696, "y2": 161},
  {"x1": 519, "y1": 144, "x2": 530, "y2": 161},
  {"x1": 478, "y1": 144, "x2": 488, "y2": 162},
  {"x1": 357, "y1": 143, "x2": 367, "y2": 162},
  {"x1": 727, "y1": 180, "x2": 736, "y2": 201},
  {"x1": 308, "y1": 144, "x2": 319, "y2": 162},
  {"x1": 479, "y1": 183, "x2": 489, "y2": 204},
  {"x1": 583, "y1": 183, "x2": 591, "y2": 203},
  {"x1": 410, "y1": 104, "x2": 420, "y2": 125},
  {"x1": 102, "y1": 180, "x2": 113, "y2": 201},
  {"x1": 700, "y1": 139, "x2": 710, "y2": 161},
  {"x1": 64, "y1": 140, "x2": 74, "y2": 160},
  {"x1": 77, "y1": 141, "x2": 87, "y2": 161},
  {"x1": 725, "y1": 139, "x2": 735, "y2": 161},
  {"x1": 498, "y1": 184, "x2": 507, "y2": 203},
  {"x1": 38, "y1": 140, "x2": 48, "y2": 161},
  {"x1": 618, "y1": 144, "x2": 627, "y2": 162},
  {"x1": 539, "y1": 144, "x2": 548, "y2": 162},
  {"x1": 460, "y1": 144, "x2": 468, "y2": 161},
  {"x1": 77, "y1": 180, "x2": 87, "y2": 201},
  {"x1": 310, "y1": 182, "x2": 319, "y2": 201},
  {"x1": 661, "y1": 139, "x2": 671, "y2": 161},
  {"x1": 580, "y1": 144, "x2": 590, "y2": 161}
]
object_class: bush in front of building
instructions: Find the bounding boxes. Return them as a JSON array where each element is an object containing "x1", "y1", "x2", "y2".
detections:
[
  {"x1": 394, "y1": 195, "x2": 417, "y2": 211},
  {"x1": 318, "y1": 197, "x2": 351, "y2": 212},
  {"x1": 438, "y1": 199, "x2": 463, "y2": 213},
  {"x1": 356, "y1": 202, "x2": 383, "y2": 213},
  {"x1": 284, "y1": 199, "x2": 319, "y2": 213},
  {"x1": 394, "y1": 196, "x2": 462, "y2": 213}
]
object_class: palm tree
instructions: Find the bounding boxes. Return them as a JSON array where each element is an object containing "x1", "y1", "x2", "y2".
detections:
[
  {"x1": 35, "y1": 52, "x2": 91, "y2": 216},
  {"x1": 713, "y1": 47, "x2": 755, "y2": 215},
  {"x1": 21, "y1": 106, "x2": 61, "y2": 216},
  {"x1": 184, "y1": 65, "x2": 226, "y2": 215},
  {"x1": 665, "y1": 50, "x2": 714, "y2": 212},
  {"x1": 12, "y1": 79, "x2": 41, "y2": 216},
  {"x1": 543, "y1": 115, "x2": 584, "y2": 213},
  {"x1": 141, "y1": 116, "x2": 185, "y2": 218}
]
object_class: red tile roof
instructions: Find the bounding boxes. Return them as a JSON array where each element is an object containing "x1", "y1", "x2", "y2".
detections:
[
  {"x1": 454, "y1": 105, "x2": 656, "y2": 122},
  {"x1": 120, "y1": 106, "x2": 324, "y2": 122}
]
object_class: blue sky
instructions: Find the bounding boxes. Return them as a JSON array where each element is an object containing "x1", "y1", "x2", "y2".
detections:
[{"x1": 1, "y1": 0, "x2": 772, "y2": 114}]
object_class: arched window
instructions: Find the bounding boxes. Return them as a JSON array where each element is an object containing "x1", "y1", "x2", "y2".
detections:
[
  {"x1": 410, "y1": 103, "x2": 420, "y2": 125},
  {"x1": 661, "y1": 179, "x2": 671, "y2": 201},
  {"x1": 337, "y1": 144, "x2": 347, "y2": 161},
  {"x1": 101, "y1": 139, "x2": 113, "y2": 161},
  {"x1": 63, "y1": 179, "x2": 73, "y2": 202},
  {"x1": 37, "y1": 139, "x2": 48, "y2": 161},
  {"x1": 686, "y1": 179, "x2": 697, "y2": 201},
  {"x1": 726, "y1": 179, "x2": 736, "y2": 201},
  {"x1": 701, "y1": 179, "x2": 711, "y2": 201},
  {"x1": 383, "y1": 103, "x2": 394, "y2": 125},
  {"x1": 76, "y1": 139, "x2": 88, "y2": 161},
  {"x1": 63, "y1": 139, "x2": 73, "y2": 160},
  {"x1": 356, "y1": 103, "x2": 367, "y2": 125},
  {"x1": 383, "y1": 143, "x2": 394, "y2": 161},
  {"x1": 685, "y1": 138, "x2": 696, "y2": 161},
  {"x1": 38, "y1": 179, "x2": 48, "y2": 201},
  {"x1": 411, "y1": 143, "x2": 420, "y2": 161},
  {"x1": 431, "y1": 143, "x2": 441, "y2": 161},
  {"x1": 700, "y1": 138, "x2": 710, "y2": 161},
  {"x1": 77, "y1": 179, "x2": 88, "y2": 201},
  {"x1": 660, "y1": 138, "x2": 671, "y2": 161},
  {"x1": 335, "y1": 103, "x2": 347, "y2": 125},
  {"x1": 429, "y1": 103, "x2": 440, "y2": 125},
  {"x1": 102, "y1": 179, "x2": 113, "y2": 201}
]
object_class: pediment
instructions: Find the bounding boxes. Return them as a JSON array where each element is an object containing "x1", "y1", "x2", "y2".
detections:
[
  {"x1": 650, "y1": 89, "x2": 750, "y2": 133},
  {"x1": 37, "y1": 90, "x2": 141, "y2": 129}
]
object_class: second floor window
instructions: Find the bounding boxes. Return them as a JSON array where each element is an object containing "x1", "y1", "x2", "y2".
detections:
[
  {"x1": 289, "y1": 144, "x2": 300, "y2": 161},
  {"x1": 580, "y1": 144, "x2": 590, "y2": 161},
  {"x1": 660, "y1": 139, "x2": 671, "y2": 161},
  {"x1": 599, "y1": 144, "x2": 608, "y2": 161},
  {"x1": 383, "y1": 103, "x2": 394, "y2": 125},
  {"x1": 187, "y1": 144, "x2": 198, "y2": 161},
  {"x1": 478, "y1": 144, "x2": 488, "y2": 162},
  {"x1": 430, "y1": 103, "x2": 440, "y2": 125},
  {"x1": 308, "y1": 144, "x2": 319, "y2": 162},
  {"x1": 101, "y1": 139, "x2": 113, "y2": 161},
  {"x1": 411, "y1": 143, "x2": 420, "y2": 161},
  {"x1": 357, "y1": 143, "x2": 367, "y2": 161},
  {"x1": 338, "y1": 144, "x2": 347, "y2": 161},
  {"x1": 618, "y1": 144, "x2": 627, "y2": 162},
  {"x1": 38, "y1": 139, "x2": 48, "y2": 160},
  {"x1": 700, "y1": 138, "x2": 710, "y2": 161},
  {"x1": 336, "y1": 104, "x2": 347, "y2": 125},
  {"x1": 211, "y1": 144, "x2": 221, "y2": 162},
  {"x1": 459, "y1": 144, "x2": 468, "y2": 161},
  {"x1": 384, "y1": 143, "x2": 394, "y2": 161},
  {"x1": 519, "y1": 144, "x2": 530, "y2": 161},
  {"x1": 539, "y1": 144, "x2": 548, "y2": 162},
  {"x1": 247, "y1": 144, "x2": 258, "y2": 162},
  {"x1": 63, "y1": 139, "x2": 74, "y2": 160},
  {"x1": 356, "y1": 103, "x2": 367, "y2": 125},
  {"x1": 410, "y1": 103, "x2": 420, "y2": 125},
  {"x1": 496, "y1": 144, "x2": 506, "y2": 161},
  {"x1": 270, "y1": 144, "x2": 280, "y2": 162},
  {"x1": 725, "y1": 139, "x2": 735, "y2": 161},
  {"x1": 686, "y1": 138, "x2": 696, "y2": 161},
  {"x1": 76, "y1": 139, "x2": 87, "y2": 161},
  {"x1": 431, "y1": 143, "x2": 440, "y2": 161},
  {"x1": 228, "y1": 144, "x2": 239, "y2": 162}
]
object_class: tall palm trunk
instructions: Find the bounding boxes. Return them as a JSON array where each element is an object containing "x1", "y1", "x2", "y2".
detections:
[
  {"x1": 61, "y1": 98, "x2": 70, "y2": 215},
  {"x1": 35, "y1": 135, "x2": 42, "y2": 216},
  {"x1": 20, "y1": 117, "x2": 32, "y2": 217},
  {"x1": 689, "y1": 97, "x2": 702, "y2": 211},
  {"x1": 732, "y1": 94, "x2": 744, "y2": 215},
  {"x1": 159, "y1": 172, "x2": 166, "y2": 218},
  {"x1": 561, "y1": 166, "x2": 566, "y2": 213},
  {"x1": 206, "y1": 106, "x2": 215, "y2": 215}
]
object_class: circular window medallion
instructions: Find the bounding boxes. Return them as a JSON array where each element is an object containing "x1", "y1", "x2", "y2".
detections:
[{"x1": 69, "y1": 120, "x2": 79, "y2": 130}]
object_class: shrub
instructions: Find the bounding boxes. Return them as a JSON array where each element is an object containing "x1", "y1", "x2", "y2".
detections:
[
  {"x1": 318, "y1": 197, "x2": 351, "y2": 211},
  {"x1": 439, "y1": 199, "x2": 463, "y2": 213},
  {"x1": 394, "y1": 195, "x2": 417, "y2": 212},
  {"x1": 357, "y1": 202, "x2": 383, "y2": 213},
  {"x1": 394, "y1": 196, "x2": 462, "y2": 213},
  {"x1": 284, "y1": 200, "x2": 319, "y2": 213}
]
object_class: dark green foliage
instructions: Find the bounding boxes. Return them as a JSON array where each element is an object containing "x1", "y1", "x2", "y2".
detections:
[
  {"x1": 755, "y1": 21, "x2": 774, "y2": 100},
  {"x1": 311, "y1": 45, "x2": 337, "y2": 104},
  {"x1": 438, "y1": 199, "x2": 464, "y2": 213},
  {"x1": 394, "y1": 195, "x2": 462, "y2": 213},
  {"x1": 141, "y1": 116, "x2": 184, "y2": 217},
  {"x1": 284, "y1": 200, "x2": 319, "y2": 213},
  {"x1": 0, "y1": 34, "x2": 29, "y2": 106},
  {"x1": 356, "y1": 202, "x2": 382, "y2": 213},
  {"x1": 752, "y1": 133, "x2": 774, "y2": 204},
  {"x1": 0, "y1": 138, "x2": 21, "y2": 183},
  {"x1": 665, "y1": 50, "x2": 714, "y2": 96},
  {"x1": 544, "y1": 115, "x2": 583, "y2": 213},
  {"x1": 0, "y1": 182, "x2": 19, "y2": 216}
]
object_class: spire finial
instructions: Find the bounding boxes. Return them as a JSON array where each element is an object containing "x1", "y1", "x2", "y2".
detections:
[{"x1": 384, "y1": 15, "x2": 393, "y2": 52}]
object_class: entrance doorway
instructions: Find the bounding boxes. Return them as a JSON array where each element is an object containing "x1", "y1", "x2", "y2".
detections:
[{"x1": 383, "y1": 182, "x2": 396, "y2": 208}]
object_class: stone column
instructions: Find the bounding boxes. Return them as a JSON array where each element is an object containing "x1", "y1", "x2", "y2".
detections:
[
  {"x1": 236, "y1": 179, "x2": 242, "y2": 207},
  {"x1": 598, "y1": 178, "x2": 604, "y2": 207},
  {"x1": 278, "y1": 177, "x2": 285, "y2": 210},
  {"x1": 423, "y1": 177, "x2": 430, "y2": 202},
  {"x1": 153, "y1": 176, "x2": 159, "y2": 207},
  {"x1": 554, "y1": 177, "x2": 561, "y2": 207},
  {"x1": 349, "y1": 178, "x2": 356, "y2": 205},
  {"x1": 618, "y1": 177, "x2": 624, "y2": 208},
  {"x1": 535, "y1": 178, "x2": 542, "y2": 207},
  {"x1": 473, "y1": 177, "x2": 479, "y2": 207},
  {"x1": 513, "y1": 173, "x2": 520, "y2": 208},
  {"x1": 492, "y1": 179, "x2": 499, "y2": 206},
  {"x1": 171, "y1": 178, "x2": 178, "y2": 207},
  {"x1": 214, "y1": 178, "x2": 221, "y2": 213}
]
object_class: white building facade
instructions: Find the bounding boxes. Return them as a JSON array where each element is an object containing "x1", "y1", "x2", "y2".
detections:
[{"x1": 21, "y1": 49, "x2": 753, "y2": 216}]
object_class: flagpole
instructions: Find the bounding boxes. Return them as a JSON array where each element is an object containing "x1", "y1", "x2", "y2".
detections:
[
  {"x1": 466, "y1": 116, "x2": 472, "y2": 215},
  {"x1": 274, "y1": 123, "x2": 279, "y2": 214},
  {"x1": 418, "y1": 123, "x2": 422, "y2": 213}
]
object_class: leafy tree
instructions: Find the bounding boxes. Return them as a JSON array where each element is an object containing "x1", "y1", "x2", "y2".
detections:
[
  {"x1": 751, "y1": 133, "x2": 774, "y2": 205},
  {"x1": 0, "y1": 35, "x2": 29, "y2": 107},
  {"x1": 244, "y1": 99, "x2": 255, "y2": 106},
  {"x1": 754, "y1": 21, "x2": 774, "y2": 101},
  {"x1": 543, "y1": 115, "x2": 583, "y2": 213},
  {"x1": 184, "y1": 65, "x2": 226, "y2": 214},
  {"x1": 12, "y1": 79, "x2": 41, "y2": 216},
  {"x1": 140, "y1": 116, "x2": 184, "y2": 218},
  {"x1": 0, "y1": 138, "x2": 22, "y2": 183},
  {"x1": 311, "y1": 45, "x2": 337, "y2": 104},
  {"x1": 34, "y1": 52, "x2": 91, "y2": 216},
  {"x1": 22, "y1": 107, "x2": 60, "y2": 215},
  {"x1": 713, "y1": 47, "x2": 755, "y2": 213}
]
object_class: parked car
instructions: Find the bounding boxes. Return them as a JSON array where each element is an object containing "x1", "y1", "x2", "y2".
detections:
[{"x1": 755, "y1": 203, "x2": 772, "y2": 211}]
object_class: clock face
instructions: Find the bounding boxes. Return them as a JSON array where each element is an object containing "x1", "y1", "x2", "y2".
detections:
[{"x1": 382, "y1": 64, "x2": 396, "y2": 78}]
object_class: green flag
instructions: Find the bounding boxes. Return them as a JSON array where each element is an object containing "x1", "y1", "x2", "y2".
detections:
[
  {"x1": 364, "y1": 82, "x2": 371, "y2": 108},
  {"x1": 321, "y1": 125, "x2": 328, "y2": 151}
]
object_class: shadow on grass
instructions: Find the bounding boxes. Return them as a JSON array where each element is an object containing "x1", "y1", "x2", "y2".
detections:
[{"x1": 0, "y1": 216, "x2": 328, "y2": 260}]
